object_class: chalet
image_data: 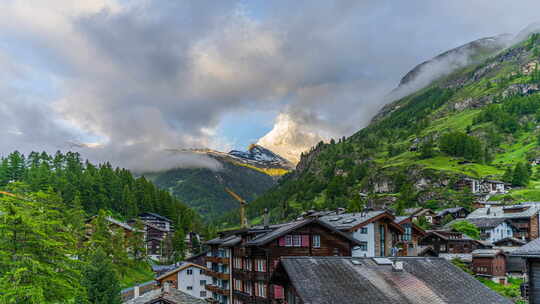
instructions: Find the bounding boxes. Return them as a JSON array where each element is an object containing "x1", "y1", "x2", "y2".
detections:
[
  {"x1": 472, "y1": 249, "x2": 507, "y2": 284},
  {"x1": 404, "y1": 208, "x2": 437, "y2": 224},
  {"x1": 418, "y1": 230, "x2": 489, "y2": 255},
  {"x1": 455, "y1": 178, "x2": 508, "y2": 195},
  {"x1": 512, "y1": 238, "x2": 540, "y2": 303},
  {"x1": 467, "y1": 204, "x2": 540, "y2": 241},
  {"x1": 204, "y1": 218, "x2": 361, "y2": 304},
  {"x1": 319, "y1": 211, "x2": 404, "y2": 257},
  {"x1": 270, "y1": 256, "x2": 512, "y2": 304},
  {"x1": 433, "y1": 207, "x2": 469, "y2": 225},
  {"x1": 155, "y1": 263, "x2": 210, "y2": 299},
  {"x1": 445, "y1": 218, "x2": 517, "y2": 243},
  {"x1": 473, "y1": 200, "x2": 503, "y2": 209},
  {"x1": 139, "y1": 212, "x2": 174, "y2": 232},
  {"x1": 394, "y1": 215, "x2": 427, "y2": 256},
  {"x1": 123, "y1": 282, "x2": 206, "y2": 304},
  {"x1": 493, "y1": 237, "x2": 527, "y2": 248}
]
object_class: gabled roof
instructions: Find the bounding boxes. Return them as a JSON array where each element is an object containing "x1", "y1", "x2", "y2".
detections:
[
  {"x1": 273, "y1": 256, "x2": 512, "y2": 304},
  {"x1": 319, "y1": 211, "x2": 403, "y2": 233},
  {"x1": 444, "y1": 218, "x2": 514, "y2": 230},
  {"x1": 436, "y1": 207, "x2": 468, "y2": 218},
  {"x1": 467, "y1": 204, "x2": 540, "y2": 219},
  {"x1": 244, "y1": 218, "x2": 363, "y2": 247},
  {"x1": 106, "y1": 217, "x2": 138, "y2": 231},
  {"x1": 423, "y1": 230, "x2": 483, "y2": 244},
  {"x1": 205, "y1": 234, "x2": 241, "y2": 247},
  {"x1": 139, "y1": 212, "x2": 173, "y2": 223},
  {"x1": 512, "y1": 238, "x2": 540, "y2": 257},
  {"x1": 492, "y1": 237, "x2": 526, "y2": 247},
  {"x1": 472, "y1": 249, "x2": 505, "y2": 258},
  {"x1": 155, "y1": 263, "x2": 208, "y2": 281},
  {"x1": 123, "y1": 287, "x2": 206, "y2": 304}
]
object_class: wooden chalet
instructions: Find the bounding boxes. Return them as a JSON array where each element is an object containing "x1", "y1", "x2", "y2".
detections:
[
  {"x1": 394, "y1": 215, "x2": 427, "y2": 256},
  {"x1": 467, "y1": 204, "x2": 540, "y2": 241},
  {"x1": 319, "y1": 210, "x2": 404, "y2": 257},
  {"x1": 433, "y1": 207, "x2": 469, "y2": 226},
  {"x1": 418, "y1": 230, "x2": 489, "y2": 255},
  {"x1": 512, "y1": 238, "x2": 540, "y2": 303},
  {"x1": 204, "y1": 218, "x2": 361, "y2": 304},
  {"x1": 472, "y1": 249, "x2": 507, "y2": 284},
  {"x1": 404, "y1": 208, "x2": 437, "y2": 224}
]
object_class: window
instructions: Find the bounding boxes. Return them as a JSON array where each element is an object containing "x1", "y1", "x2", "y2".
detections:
[
  {"x1": 234, "y1": 279, "x2": 242, "y2": 291},
  {"x1": 187, "y1": 286, "x2": 193, "y2": 290},
  {"x1": 360, "y1": 227, "x2": 368, "y2": 234},
  {"x1": 200, "y1": 280, "x2": 206, "y2": 286},
  {"x1": 358, "y1": 242, "x2": 368, "y2": 251},
  {"x1": 244, "y1": 258, "x2": 252, "y2": 271},
  {"x1": 256, "y1": 259, "x2": 266, "y2": 272},
  {"x1": 199, "y1": 269, "x2": 204, "y2": 275},
  {"x1": 245, "y1": 281, "x2": 253, "y2": 295},
  {"x1": 312, "y1": 235, "x2": 321, "y2": 248},
  {"x1": 200, "y1": 291, "x2": 207, "y2": 298},
  {"x1": 255, "y1": 281, "x2": 267, "y2": 298},
  {"x1": 234, "y1": 257, "x2": 242, "y2": 269},
  {"x1": 187, "y1": 269, "x2": 193, "y2": 275},
  {"x1": 293, "y1": 235, "x2": 302, "y2": 247},
  {"x1": 285, "y1": 235, "x2": 293, "y2": 247}
]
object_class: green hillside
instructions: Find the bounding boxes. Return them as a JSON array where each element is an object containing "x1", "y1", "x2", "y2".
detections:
[{"x1": 217, "y1": 32, "x2": 540, "y2": 227}]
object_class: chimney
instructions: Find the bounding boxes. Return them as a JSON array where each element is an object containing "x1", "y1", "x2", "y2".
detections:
[
  {"x1": 393, "y1": 261, "x2": 404, "y2": 272},
  {"x1": 134, "y1": 286, "x2": 140, "y2": 298},
  {"x1": 263, "y1": 208, "x2": 269, "y2": 228}
]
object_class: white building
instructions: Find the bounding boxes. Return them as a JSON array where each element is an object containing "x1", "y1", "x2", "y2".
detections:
[{"x1": 155, "y1": 263, "x2": 211, "y2": 300}]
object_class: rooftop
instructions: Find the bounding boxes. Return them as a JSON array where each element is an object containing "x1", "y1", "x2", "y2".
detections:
[
  {"x1": 467, "y1": 204, "x2": 540, "y2": 219},
  {"x1": 319, "y1": 210, "x2": 387, "y2": 230},
  {"x1": 512, "y1": 238, "x2": 540, "y2": 257},
  {"x1": 123, "y1": 287, "x2": 206, "y2": 304},
  {"x1": 275, "y1": 256, "x2": 511, "y2": 304}
]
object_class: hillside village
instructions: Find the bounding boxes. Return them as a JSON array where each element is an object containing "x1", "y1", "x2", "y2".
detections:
[{"x1": 6, "y1": 2, "x2": 540, "y2": 304}]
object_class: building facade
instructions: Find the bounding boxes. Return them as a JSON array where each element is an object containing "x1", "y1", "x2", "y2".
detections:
[
  {"x1": 204, "y1": 218, "x2": 360, "y2": 304},
  {"x1": 155, "y1": 263, "x2": 211, "y2": 300}
]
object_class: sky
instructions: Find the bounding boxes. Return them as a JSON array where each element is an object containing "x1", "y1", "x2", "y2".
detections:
[{"x1": 1, "y1": 0, "x2": 540, "y2": 171}]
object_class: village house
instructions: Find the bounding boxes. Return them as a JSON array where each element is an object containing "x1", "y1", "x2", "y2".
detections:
[
  {"x1": 130, "y1": 213, "x2": 175, "y2": 261},
  {"x1": 394, "y1": 215, "x2": 427, "y2": 256},
  {"x1": 319, "y1": 210, "x2": 404, "y2": 257},
  {"x1": 155, "y1": 263, "x2": 210, "y2": 300},
  {"x1": 512, "y1": 238, "x2": 540, "y2": 303},
  {"x1": 123, "y1": 282, "x2": 206, "y2": 304},
  {"x1": 433, "y1": 207, "x2": 469, "y2": 225},
  {"x1": 269, "y1": 256, "x2": 512, "y2": 304},
  {"x1": 445, "y1": 218, "x2": 517, "y2": 243},
  {"x1": 418, "y1": 230, "x2": 489, "y2": 255},
  {"x1": 472, "y1": 249, "x2": 507, "y2": 284},
  {"x1": 404, "y1": 208, "x2": 437, "y2": 224},
  {"x1": 473, "y1": 200, "x2": 504, "y2": 209},
  {"x1": 466, "y1": 204, "x2": 540, "y2": 241},
  {"x1": 455, "y1": 178, "x2": 509, "y2": 195},
  {"x1": 204, "y1": 218, "x2": 361, "y2": 304},
  {"x1": 139, "y1": 212, "x2": 174, "y2": 232}
]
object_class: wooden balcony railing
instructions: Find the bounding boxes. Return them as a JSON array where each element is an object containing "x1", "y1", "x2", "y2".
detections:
[
  {"x1": 206, "y1": 284, "x2": 230, "y2": 296},
  {"x1": 205, "y1": 270, "x2": 230, "y2": 280},
  {"x1": 205, "y1": 256, "x2": 230, "y2": 264}
]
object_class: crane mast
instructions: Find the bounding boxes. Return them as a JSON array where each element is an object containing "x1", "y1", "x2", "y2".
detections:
[{"x1": 224, "y1": 187, "x2": 249, "y2": 228}]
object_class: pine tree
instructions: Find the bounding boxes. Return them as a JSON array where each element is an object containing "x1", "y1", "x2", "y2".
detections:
[
  {"x1": 172, "y1": 229, "x2": 187, "y2": 262},
  {"x1": 512, "y1": 162, "x2": 530, "y2": 187},
  {"x1": 0, "y1": 184, "x2": 83, "y2": 303},
  {"x1": 80, "y1": 249, "x2": 122, "y2": 304}
]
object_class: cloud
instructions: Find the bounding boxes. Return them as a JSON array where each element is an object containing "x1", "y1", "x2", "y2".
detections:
[{"x1": 1, "y1": 0, "x2": 540, "y2": 170}]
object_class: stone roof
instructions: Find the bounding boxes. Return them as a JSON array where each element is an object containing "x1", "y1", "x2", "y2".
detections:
[
  {"x1": 467, "y1": 204, "x2": 540, "y2": 219},
  {"x1": 123, "y1": 288, "x2": 206, "y2": 304},
  {"x1": 492, "y1": 237, "x2": 526, "y2": 247},
  {"x1": 276, "y1": 256, "x2": 512, "y2": 304},
  {"x1": 472, "y1": 249, "x2": 504, "y2": 258},
  {"x1": 444, "y1": 218, "x2": 509, "y2": 230},
  {"x1": 319, "y1": 211, "x2": 387, "y2": 230},
  {"x1": 512, "y1": 238, "x2": 540, "y2": 257},
  {"x1": 436, "y1": 207, "x2": 467, "y2": 218},
  {"x1": 439, "y1": 253, "x2": 473, "y2": 263}
]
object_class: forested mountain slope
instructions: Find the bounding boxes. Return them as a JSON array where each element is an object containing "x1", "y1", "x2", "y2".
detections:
[
  {"x1": 147, "y1": 145, "x2": 293, "y2": 222},
  {"x1": 217, "y1": 31, "x2": 540, "y2": 227}
]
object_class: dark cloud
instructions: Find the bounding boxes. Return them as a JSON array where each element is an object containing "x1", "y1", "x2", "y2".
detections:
[{"x1": 1, "y1": 0, "x2": 540, "y2": 168}]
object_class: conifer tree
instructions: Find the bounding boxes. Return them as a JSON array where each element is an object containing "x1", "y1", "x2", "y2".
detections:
[{"x1": 80, "y1": 249, "x2": 122, "y2": 304}]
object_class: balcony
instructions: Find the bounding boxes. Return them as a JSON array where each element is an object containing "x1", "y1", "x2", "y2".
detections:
[
  {"x1": 233, "y1": 291, "x2": 253, "y2": 302},
  {"x1": 206, "y1": 270, "x2": 230, "y2": 280},
  {"x1": 205, "y1": 256, "x2": 230, "y2": 264},
  {"x1": 206, "y1": 284, "x2": 230, "y2": 296}
]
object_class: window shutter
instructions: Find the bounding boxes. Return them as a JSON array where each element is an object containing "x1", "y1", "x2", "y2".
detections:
[
  {"x1": 302, "y1": 235, "x2": 310, "y2": 247},
  {"x1": 274, "y1": 285, "x2": 284, "y2": 299},
  {"x1": 279, "y1": 237, "x2": 286, "y2": 246}
]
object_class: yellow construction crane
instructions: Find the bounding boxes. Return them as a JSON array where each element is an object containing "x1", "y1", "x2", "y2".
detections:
[
  {"x1": 224, "y1": 187, "x2": 249, "y2": 229},
  {"x1": 0, "y1": 191, "x2": 21, "y2": 199}
]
